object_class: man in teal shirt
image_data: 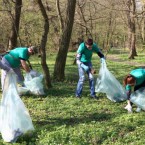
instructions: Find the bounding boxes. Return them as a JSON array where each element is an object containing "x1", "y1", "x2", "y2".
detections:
[
  {"x1": 123, "y1": 68, "x2": 145, "y2": 113},
  {"x1": 75, "y1": 38, "x2": 105, "y2": 99},
  {"x1": 0, "y1": 46, "x2": 38, "y2": 89}
]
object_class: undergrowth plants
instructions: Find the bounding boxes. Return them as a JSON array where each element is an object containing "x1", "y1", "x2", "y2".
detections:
[{"x1": 0, "y1": 50, "x2": 145, "y2": 144}]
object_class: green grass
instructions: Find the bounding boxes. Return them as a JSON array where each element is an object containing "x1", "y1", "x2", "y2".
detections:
[{"x1": 1, "y1": 50, "x2": 145, "y2": 144}]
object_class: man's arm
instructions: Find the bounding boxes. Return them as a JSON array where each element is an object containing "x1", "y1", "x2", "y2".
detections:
[
  {"x1": 76, "y1": 53, "x2": 89, "y2": 72},
  {"x1": 93, "y1": 43, "x2": 105, "y2": 58},
  {"x1": 97, "y1": 51, "x2": 104, "y2": 58},
  {"x1": 126, "y1": 90, "x2": 131, "y2": 100},
  {"x1": 76, "y1": 43, "x2": 84, "y2": 65},
  {"x1": 76, "y1": 53, "x2": 81, "y2": 65},
  {"x1": 20, "y1": 59, "x2": 30, "y2": 73}
]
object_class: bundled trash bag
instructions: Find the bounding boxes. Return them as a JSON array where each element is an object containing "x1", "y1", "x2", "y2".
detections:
[
  {"x1": 130, "y1": 87, "x2": 145, "y2": 110},
  {"x1": 18, "y1": 70, "x2": 45, "y2": 95},
  {"x1": 95, "y1": 61, "x2": 127, "y2": 102},
  {"x1": 0, "y1": 71, "x2": 34, "y2": 143},
  {"x1": 24, "y1": 73, "x2": 45, "y2": 95},
  {"x1": 29, "y1": 70, "x2": 40, "y2": 78},
  {"x1": 17, "y1": 87, "x2": 30, "y2": 95}
]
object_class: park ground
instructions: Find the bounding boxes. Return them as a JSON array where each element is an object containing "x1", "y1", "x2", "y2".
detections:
[{"x1": 1, "y1": 49, "x2": 145, "y2": 144}]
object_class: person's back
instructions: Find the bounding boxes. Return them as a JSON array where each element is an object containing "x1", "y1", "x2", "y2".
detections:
[
  {"x1": 0, "y1": 46, "x2": 38, "y2": 88},
  {"x1": 4, "y1": 47, "x2": 29, "y2": 68},
  {"x1": 130, "y1": 68, "x2": 145, "y2": 86},
  {"x1": 124, "y1": 68, "x2": 145, "y2": 113}
]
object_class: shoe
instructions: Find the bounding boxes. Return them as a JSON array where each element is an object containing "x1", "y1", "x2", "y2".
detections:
[
  {"x1": 136, "y1": 107, "x2": 141, "y2": 112},
  {"x1": 76, "y1": 95, "x2": 81, "y2": 98},
  {"x1": 124, "y1": 105, "x2": 132, "y2": 113},
  {"x1": 91, "y1": 96, "x2": 98, "y2": 99}
]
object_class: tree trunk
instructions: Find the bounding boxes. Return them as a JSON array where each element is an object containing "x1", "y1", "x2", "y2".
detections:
[
  {"x1": 77, "y1": 1, "x2": 92, "y2": 38},
  {"x1": 105, "y1": 10, "x2": 113, "y2": 50},
  {"x1": 142, "y1": 5, "x2": 145, "y2": 44},
  {"x1": 37, "y1": 0, "x2": 52, "y2": 88},
  {"x1": 126, "y1": 0, "x2": 137, "y2": 59},
  {"x1": 8, "y1": 0, "x2": 22, "y2": 49},
  {"x1": 53, "y1": 0, "x2": 76, "y2": 81},
  {"x1": 56, "y1": 0, "x2": 64, "y2": 33}
]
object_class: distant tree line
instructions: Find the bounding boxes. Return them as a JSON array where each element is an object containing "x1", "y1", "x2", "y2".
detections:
[{"x1": 0, "y1": 0, "x2": 145, "y2": 88}]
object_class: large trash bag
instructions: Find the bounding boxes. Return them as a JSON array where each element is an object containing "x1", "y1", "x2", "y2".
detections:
[
  {"x1": 24, "y1": 73, "x2": 45, "y2": 95},
  {"x1": 95, "y1": 61, "x2": 127, "y2": 102},
  {"x1": 0, "y1": 71, "x2": 34, "y2": 143},
  {"x1": 17, "y1": 86, "x2": 30, "y2": 95},
  {"x1": 18, "y1": 71, "x2": 45, "y2": 95},
  {"x1": 130, "y1": 87, "x2": 145, "y2": 110}
]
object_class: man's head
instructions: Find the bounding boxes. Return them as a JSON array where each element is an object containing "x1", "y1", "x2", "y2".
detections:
[
  {"x1": 28, "y1": 46, "x2": 38, "y2": 55},
  {"x1": 85, "y1": 38, "x2": 93, "y2": 50},
  {"x1": 123, "y1": 74, "x2": 136, "y2": 86}
]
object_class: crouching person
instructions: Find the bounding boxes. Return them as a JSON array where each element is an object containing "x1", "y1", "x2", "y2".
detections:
[{"x1": 123, "y1": 68, "x2": 145, "y2": 113}]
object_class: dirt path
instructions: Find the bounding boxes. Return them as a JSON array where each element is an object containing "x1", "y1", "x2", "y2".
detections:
[{"x1": 106, "y1": 54, "x2": 145, "y2": 68}]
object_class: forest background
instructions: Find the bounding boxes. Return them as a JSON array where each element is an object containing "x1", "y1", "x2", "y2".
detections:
[
  {"x1": 1, "y1": 0, "x2": 145, "y2": 87},
  {"x1": 0, "y1": 0, "x2": 145, "y2": 144}
]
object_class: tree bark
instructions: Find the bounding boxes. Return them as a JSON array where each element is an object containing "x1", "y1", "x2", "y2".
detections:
[
  {"x1": 126, "y1": 0, "x2": 137, "y2": 59},
  {"x1": 37, "y1": 0, "x2": 52, "y2": 88},
  {"x1": 53, "y1": 0, "x2": 76, "y2": 81},
  {"x1": 56, "y1": 0, "x2": 64, "y2": 33},
  {"x1": 8, "y1": 0, "x2": 22, "y2": 49}
]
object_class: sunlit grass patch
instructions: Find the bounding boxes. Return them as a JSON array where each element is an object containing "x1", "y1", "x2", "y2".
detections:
[{"x1": 1, "y1": 51, "x2": 145, "y2": 144}]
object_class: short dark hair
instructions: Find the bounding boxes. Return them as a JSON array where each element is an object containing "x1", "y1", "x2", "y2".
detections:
[
  {"x1": 85, "y1": 38, "x2": 93, "y2": 45},
  {"x1": 30, "y1": 46, "x2": 38, "y2": 54}
]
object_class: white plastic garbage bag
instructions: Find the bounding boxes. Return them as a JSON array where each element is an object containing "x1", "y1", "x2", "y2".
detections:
[
  {"x1": 18, "y1": 71, "x2": 45, "y2": 96},
  {"x1": 0, "y1": 71, "x2": 34, "y2": 143},
  {"x1": 17, "y1": 87, "x2": 30, "y2": 95},
  {"x1": 130, "y1": 87, "x2": 145, "y2": 110},
  {"x1": 24, "y1": 73, "x2": 45, "y2": 95},
  {"x1": 29, "y1": 70, "x2": 40, "y2": 78},
  {"x1": 95, "y1": 61, "x2": 127, "y2": 102}
]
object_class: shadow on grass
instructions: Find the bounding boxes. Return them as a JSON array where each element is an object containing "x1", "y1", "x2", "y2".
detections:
[{"x1": 35, "y1": 112, "x2": 113, "y2": 128}]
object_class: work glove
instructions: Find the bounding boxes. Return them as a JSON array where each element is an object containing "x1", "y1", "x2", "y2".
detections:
[
  {"x1": 100, "y1": 57, "x2": 105, "y2": 63},
  {"x1": 80, "y1": 63, "x2": 89, "y2": 72}
]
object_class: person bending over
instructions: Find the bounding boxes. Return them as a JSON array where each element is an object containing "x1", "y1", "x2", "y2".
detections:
[
  {"x1": 0, "y1": 46, "x2": 38, "y2": 89},
  {"x1": 123, "y1": 68, "x2": 145, "y2": 113}
]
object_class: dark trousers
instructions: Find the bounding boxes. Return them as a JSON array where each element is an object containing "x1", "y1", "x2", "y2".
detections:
[{"x1": 134, "y1": 79, "x2": 145, "y2": 91}]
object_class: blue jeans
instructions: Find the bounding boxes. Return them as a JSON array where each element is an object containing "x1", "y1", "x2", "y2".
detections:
[
  {"x1": 75, "y1": 62, "x2": 96, "y2": 97},
  {"x1": 1, "y1": 57, "x2": 24, "y2": 89}
]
